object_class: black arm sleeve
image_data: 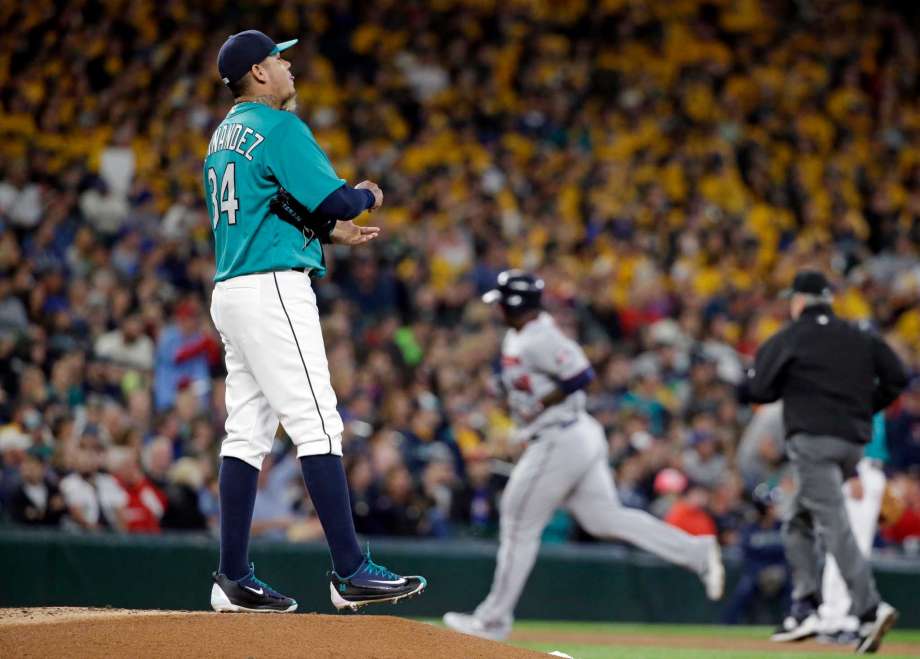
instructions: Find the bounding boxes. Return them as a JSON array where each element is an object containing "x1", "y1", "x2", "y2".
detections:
[
  {"x1": 313, "y1": 184, "x2": 375, "y2": 221},
  {"x1": 739, "y1": 330, "x2": 792, "y2": 404},
  {"x1": 871, "y1": 333, "x2": 909, "y2": 412}
]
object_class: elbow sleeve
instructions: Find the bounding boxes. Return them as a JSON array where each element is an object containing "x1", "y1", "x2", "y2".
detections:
[
  {"x1": 314, "y1": 185, "x2": 374, "y2": 220},
  {"x1": 559, "y1": 367, "x2": 595, "y2": 395}
]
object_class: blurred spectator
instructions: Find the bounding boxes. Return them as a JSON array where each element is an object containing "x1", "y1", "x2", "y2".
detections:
[
  {"x1": 419, "y1": 452, "x2": 457, "y2": 538},
  {"x1": 722, "y1": 485, "x2": 789, "y2": 624},
  {"x1": 94, "y1": 315, "x2": 154, "y2": 371},
  {"x1": 0, "y1": 163, "x2": 43, "y2": 229},
  {"x1": 251, "y1": 453, "x2": 323, "y2": 542},
  {"x1": 160, "y1": 457, "x2": 208, "y2": 531},
  {"x1": 153, "y1": 300, "x2": 212, "y2": 411},
  {"x1": 888, "y1": 378, "x2": 920, "y2": 470},
  {"x1": 348, "y1": 454, "x2": 381, "y2": 535},
  {"x1": 8, "y1": 448, "x2": 66, "y2": 526},
  {"x1": 450, "y1": 454, "x2": 500, "y2": 537},
  {"x1": 58, "y1": 448, "x2": 125, "y2": 531},
  {"x1": 650, "y1": 467, "x2": 688, "y2": 519},
  {"x1": 108, "y1": 446, "x2": 166, "y2": 534},
  {"x1": 882, "y1": 473, "x2": 920, "y2": 548},
  {"x1": 737, "y1": 402, "x2": 786, "y2": 490},
  {"x1": 371, "y1": 464, "x2": 434, "y2": 537},
  {"x1": 682, "y1": 430, "x2": 727, "y2": 489},
  {"x1": 79, "y1": 179, "x2": 128, "y2": 239},
  {"x1": 0, "y1": 273, "x2": 28, "y2": 338},
  {"x1": 665, "y1": 485, "x2": 718, "y2": 537},
  {"x1": 142, "y1": 437, "x2": 174, "y2": 489}
]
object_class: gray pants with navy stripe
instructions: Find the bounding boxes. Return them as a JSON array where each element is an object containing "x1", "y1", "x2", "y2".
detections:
[
  {"x1": 474, "y1": 414, "x2": 712, "y2": 625},
  {"x1": 784, "y1": 434, "x2": 881, "y2": 617}
]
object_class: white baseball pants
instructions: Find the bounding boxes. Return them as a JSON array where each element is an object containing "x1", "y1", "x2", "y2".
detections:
[
  {"x1": 819, "y1": 458, "x2": 886, "y2": 630},
  {"x1": 210, "y1": 270, "x2": 344, "y2": 469},
  {"x1": 474, "y1": 413, "x2": 712, "y2": 626}
]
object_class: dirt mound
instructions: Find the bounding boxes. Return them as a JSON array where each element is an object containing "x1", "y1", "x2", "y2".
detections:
[{"x1": 0, "y1": 608, "x2": 544, "y2": 659}]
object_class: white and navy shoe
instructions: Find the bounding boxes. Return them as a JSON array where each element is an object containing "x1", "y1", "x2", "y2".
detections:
[
  {"x1": 770, "y1": 596, "x2": 821, "y2": 642},
  {"x1": 701, "y1": 537, "x2": 725, "y2": 601},
  {"x1": 443, "y1": 612, "x2": 511, "y2": 641},
  {"x1": 329, "y1": 552, "x2": 426, "y2": 612},
  {"x1": 856, "y1": 602, "x2": 898, "y2": 655},
  {"x1": 211, "y1": 563, "x2": 298, "y2": 613}
]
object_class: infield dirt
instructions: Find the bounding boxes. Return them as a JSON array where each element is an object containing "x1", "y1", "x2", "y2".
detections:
[{"x1": 0, "y1": 607, "x2": 543, "y2": 658}]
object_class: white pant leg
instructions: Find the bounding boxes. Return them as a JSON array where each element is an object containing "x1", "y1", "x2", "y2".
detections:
[
  {"x1": 212, "y1": 271, "x2": 345, "y2": 468},
  {"x1": 566, "y1": 417, "x2": 711, "y2": 574},
  {"x1": 211, "y1": 282, "x2": 279, "y2": 469},
  {"x1": 475, "y1": 416, "x2": 596, "y2": 625},
  {"x1": 820, "y1": 459, "x2": 886, "y2": 629}
]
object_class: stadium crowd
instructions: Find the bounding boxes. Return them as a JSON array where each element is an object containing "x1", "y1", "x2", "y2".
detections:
[{"x1": 1, "y1": 0, "x2": 920, "y2": 573}]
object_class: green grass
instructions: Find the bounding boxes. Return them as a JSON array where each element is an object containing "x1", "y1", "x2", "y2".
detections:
[
  {"x1": 509, "y1": 620, "x2": 920, "y2": 641},
  {"x1": 425, "y1": 619, "x2": 920, "y2": 659},
  {"x1": 512, "y1": 644, "x2": 856, "y2": 659}
]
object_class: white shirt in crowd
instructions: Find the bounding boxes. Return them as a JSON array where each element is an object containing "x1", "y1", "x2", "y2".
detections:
[
  {"x1": 59, "y1": 472, "x2": 126, "y2": 529},
  {"x1": 94, "y1": 330, "x2": 155, "y2": 370},
  {"x1": 0, "y1": 179, "x2": 43, "y2": 228}
]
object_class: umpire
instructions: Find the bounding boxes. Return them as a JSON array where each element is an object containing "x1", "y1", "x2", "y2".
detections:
[{"x1": 740, "y1": 270, "x2": 908, "y2": 654}]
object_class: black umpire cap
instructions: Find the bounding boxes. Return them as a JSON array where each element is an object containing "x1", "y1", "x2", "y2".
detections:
[
  {"x1": 482, "y1": 270, "x2": 544, "y2": 311},
  {"x1": 780, "y1": 270, "x2": 833, "y2": 299},
  {"x1": 217, "y1": 30, "x2": 298, "y2": 85}
]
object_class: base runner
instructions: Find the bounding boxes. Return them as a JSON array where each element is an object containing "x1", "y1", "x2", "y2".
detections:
[{"x1": 443, "y1": 270, "x2": 724, "y2": 640}]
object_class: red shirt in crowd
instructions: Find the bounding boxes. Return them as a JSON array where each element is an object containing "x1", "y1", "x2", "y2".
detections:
[
  {"x1": 883, "y1": 508, "x2": 920, "y2": 545},
  {"x1": 665, "y1": 500, "x2": 718, "y2": 537},
  {"x1": 117, "y1": 477, "x2": 167, "y2": 533}
]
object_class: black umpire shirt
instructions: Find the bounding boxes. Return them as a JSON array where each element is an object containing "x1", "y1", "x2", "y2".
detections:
[{"x1": 739, "y1": 304, "x2": 908, "y2": 444}]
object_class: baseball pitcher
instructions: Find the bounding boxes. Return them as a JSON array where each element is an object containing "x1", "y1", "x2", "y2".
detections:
[
  {"x1": 444, "y1": 270, "x2": 724, "y2": 641},
  {"x1": 204, "y1": 30, "x2": 425, "y2": 613}
]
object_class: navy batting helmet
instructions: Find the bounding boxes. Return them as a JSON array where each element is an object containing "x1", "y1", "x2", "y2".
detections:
[{"x1": 482, "y1": 270, "x2": 544, "y2": 311}]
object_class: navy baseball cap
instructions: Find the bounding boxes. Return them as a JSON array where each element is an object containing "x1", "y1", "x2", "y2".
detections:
[
  {"x1": 218, "y1": 30, "x2": 298, "y2": 85},
  {"x1": 780, "y1": 270, "x2": 833, "y2": 299}
]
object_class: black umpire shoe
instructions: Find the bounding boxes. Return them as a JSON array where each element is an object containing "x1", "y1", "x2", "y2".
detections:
[
  {"x1": 211, "y1": 563, "x2": 298, "y2": 613},
  {"x1": 856, "y1": 602, "x2": 898, "y2": 654},
  {"x1": 329, "y1": 552, "x2": 426, "y2": 612},
  {"x1": 770, "y1": 595, "x2": 821, "y2": 642}
]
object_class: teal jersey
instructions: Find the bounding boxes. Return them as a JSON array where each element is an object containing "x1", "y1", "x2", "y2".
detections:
[
  {"x1": 864, "y1": 412, "x2": 889, "y2": 462},
  {"x1": 203, "y1": 102, "x2": 345, "y2": 281}
]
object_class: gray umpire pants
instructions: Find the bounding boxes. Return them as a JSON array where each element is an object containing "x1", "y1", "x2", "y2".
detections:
[
  {"x1": 784, "y1": 434, "x2": 881, "y2": 617},
  {"x1": 474, "y1": 413, "x2": 712, "y2": 626}
]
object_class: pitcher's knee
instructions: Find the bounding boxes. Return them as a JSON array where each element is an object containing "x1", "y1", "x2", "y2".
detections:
[
  {"x1": 220, "y1": 439, "x2": 268, "y2": 470},
  {"x1": 295, "y1": 434, "x2": 343, "y2": 458}
]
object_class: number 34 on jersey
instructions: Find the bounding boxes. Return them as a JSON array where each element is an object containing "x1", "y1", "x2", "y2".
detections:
[{"x1": 207, "y1": 162, "x2": 239, "y2": 228}]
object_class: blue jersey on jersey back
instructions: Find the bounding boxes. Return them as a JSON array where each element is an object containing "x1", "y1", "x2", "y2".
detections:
[{"x1": 203, "y1": 102, "x2": 345, "y2": 281}]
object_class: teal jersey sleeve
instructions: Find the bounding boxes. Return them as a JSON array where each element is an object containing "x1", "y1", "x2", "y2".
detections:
[
  {"x1": 864, "y1": 413, "x2": 889, "y2": 462},
  {"x1": 264, "y1": 114, "x2": 345, "y2": 211}
]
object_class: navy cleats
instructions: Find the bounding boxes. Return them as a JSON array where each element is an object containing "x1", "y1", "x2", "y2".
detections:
[
  {"x1": 211, "y1": 563, "x2": 298, "y2": 613},
  {"x1": 329, "y1": 552, "x2": 426, "y2": 611}
]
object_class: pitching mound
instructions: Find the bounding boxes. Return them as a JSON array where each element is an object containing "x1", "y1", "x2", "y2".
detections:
[{"x1": 0, "y1": 608, "x2": 543, "y2": 658}]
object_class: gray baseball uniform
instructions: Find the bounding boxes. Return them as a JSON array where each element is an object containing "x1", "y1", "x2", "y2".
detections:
[{"x1": 473, "y1": 312, "x2": 715, "y2": 626}]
